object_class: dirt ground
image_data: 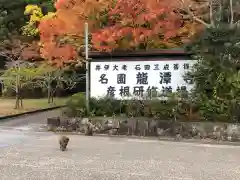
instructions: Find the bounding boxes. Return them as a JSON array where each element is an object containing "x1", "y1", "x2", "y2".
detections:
[{"x1": 0, "y1": 98, "x2": 67, "y2": 116}]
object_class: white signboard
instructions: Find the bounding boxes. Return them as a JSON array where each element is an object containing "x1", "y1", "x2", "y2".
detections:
[{"x1": 90, "y1": 59, "x2": 196, "y2": 99}]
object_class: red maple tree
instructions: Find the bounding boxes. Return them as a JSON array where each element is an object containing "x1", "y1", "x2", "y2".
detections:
[
  {"x1": 91, "y1": 0, "x2": 185, "y2": 51},
  {"x1": 38, "y1": 15, "x2": 78, "y2": 67},
  {"x1": 38, "y1": 0, "x2": 205, "y2": 66},
  {"x1": 38, "y1": 0, "x2": 112, "y2": 67}
]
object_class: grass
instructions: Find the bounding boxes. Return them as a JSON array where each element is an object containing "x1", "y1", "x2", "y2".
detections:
[{"x1": 0, "y1": 97, "x2": 69, "y2": 117}]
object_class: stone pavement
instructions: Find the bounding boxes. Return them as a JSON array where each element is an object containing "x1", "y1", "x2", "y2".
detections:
[{"x1": 0, "y1": 128, "x2": 240, "y2": 180}]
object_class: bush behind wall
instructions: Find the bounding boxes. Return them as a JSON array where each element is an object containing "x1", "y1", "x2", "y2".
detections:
[{"x1": 63, "y1": 92, "x2": 204, "y2": 122}]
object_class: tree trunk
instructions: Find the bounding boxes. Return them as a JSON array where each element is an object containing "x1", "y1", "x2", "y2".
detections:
[
  {"x1": 189, "y1": 105, "x2": 193, "y2": 121},
  {"x1": 15, "y1": 91, "x2": 20, "y2": 109},
  {"x1": 15, "y1": 88, "x2": 24, "y2": 109},
  {"x1": 19, "y1": 90, "x2": 23, "y2": 108},
  {"x1": 1, "y1": 82, "x2": 4, "y2": 97},
  {"x1": 47, "y1": 81, "x2": 53, "y2": 103},
  {"x1": 47, "y1": 73, "x2": 52, "y2": 103},
  {"x1": 15, "y1": 74, "x2": 20, "y2": 109},
  {"x1": 47, "y1": 86, "x2": 51, "y2": 103},
  {"x1": 230, "y1": 0, "x2": 233, "y2": 26},
  {"x1": 48, "y1": 89, "x2": 54, "y2": 103},
  {"x1": 50, "y1": 90, "x2": 54, "y2": 103}
]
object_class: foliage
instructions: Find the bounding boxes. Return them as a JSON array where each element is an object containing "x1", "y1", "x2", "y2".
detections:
[
  {"x1": 22, "y1": 4, "x2": 55, "y2": 37},
  {"x1": 1, "y1": 63, "x2": 36, "y2": 90},
  {"x1": 35, "y1": 0, "x2": 204, "y2": 65},
  {"x1": 0, "y1": 36, "x2": 40, "y2": 100},
  {"x1": 179, "y1": 0, "x2": 240, "y2": 28},
  {"x1": 91, "y1": 0, "x2": 189, "y2": 51},
  {"x1": 65, "y1": 93, "x2": 123, "y2": 117},
  {"x1": 25, "y1": 0, "x2": 55, "y2": 12},
  {"x1": 93, "y1": 97, "x2": 123, "y2": 116},
  {"x1": 32, "y1": 63, "x2": 84, "y2": 103},
  {"x1": 18, "y1": 1, "x2": 55, "y2": 63},
  {"x1": 64, "y1": 92, "x2": 200, "y2": 121},
  {"x1": 21, "y1": 0, "x2": 208, "y2": 65},
  {"x1": 0, "y1": 36, "x2": 40, "y2": 62},
  {"x1": 37, "y1": 0, "x2": 113, "y2": 66},
  {"x1": 186, "y1": 26, "x2": 240, "y2": 121},
  {"x1": 0, "y1": 36, "x2": 41, "y2": 107},
  {"x1": 0, "y1": 0, "x2": 54, "y2": 39},
  {"x1": 22, "y1": 5, "x2": 45, "y2": 37},
  {"x1": 1, "y1": 60, "x2": 82, "y2": 107},
  {"x1": 145, "y1": 99, "x2": 176, "y2": 119},
  {"x1": 124, "y1": 100, "x2": 144, "y2": 117},
  {"x1": 64, "y1": 92, "x2": 87, "y2": 117},
  {"x1": 0, "y1": 60, "x2": 38, "y2": 108},
  {"x1": 0, "y1": 0, "x2": 27, "y2": 40},
  {"x1": 185, "y1": 0, "x2": 240, "y2": 122}
]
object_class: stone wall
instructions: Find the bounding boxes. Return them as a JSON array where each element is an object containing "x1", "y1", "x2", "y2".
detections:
[{"x1": 47, "y1": 116, "x2": 240, "y2": 142}]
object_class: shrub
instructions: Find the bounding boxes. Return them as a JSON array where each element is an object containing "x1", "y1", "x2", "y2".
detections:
[
  {"x1": 65, "y1": 93, "x2": 124, "y2": 117},
  {"x1": 92, "y1": 97, "x2": 122, "y2": 116},
  {"x1": 64, "y1": 92, "x2": 200, "y2": 121},
  {"x1": 124, "y1": 99, "x2": 143, "y2": 117},
  {"x1": 65, "y1": 92, "x2": 86, "y2": 117},
  {"x1": 148, "y1": 99, "x2": 176, "y2": 119}
]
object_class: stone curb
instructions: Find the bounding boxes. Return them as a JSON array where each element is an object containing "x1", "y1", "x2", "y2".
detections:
[
  {"x1": 0, "y1": 105, "x2": 66, "y2": 121},
  {"x1": 52, "y1": 131, "x2": 240, "y2": 146}
]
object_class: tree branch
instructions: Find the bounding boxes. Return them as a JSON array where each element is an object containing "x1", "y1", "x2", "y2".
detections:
[
  {"x1": 233, "y1": 20, "x2": 240, "y2": 28},
  {"x1": 209, "y1": 0, "x2": 214, "y2": 26},
  {"x1": 178, "y1": 0, "x2": 212, "y2": 28},
  {"x1": 230, "y1": 0, "x2": 234, "y2": 26}
]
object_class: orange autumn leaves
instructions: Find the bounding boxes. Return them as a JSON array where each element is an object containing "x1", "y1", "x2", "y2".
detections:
[
  {"x1": 38, "y1": 16, "x2": 78, "y2": 67},
  {"x1": 38, "y1": 0, "x2": 203, "y2": 66},
  {"x1": 92, "y1": 0, "x2": 184, "y2": 51},
  {"x1": 39, "y1": 0, "x2": 113, "y2": 66}
]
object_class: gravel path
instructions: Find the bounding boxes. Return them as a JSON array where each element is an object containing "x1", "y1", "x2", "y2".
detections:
[
  {"x1": 0, "y1": 110, "x2": 240, "y2": 180},
  {"x1": 0, "y1": 131, "x2": 240, "y2": 180}
]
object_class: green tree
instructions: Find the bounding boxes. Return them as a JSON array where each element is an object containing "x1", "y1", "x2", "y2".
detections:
[
  {"x1": 185, "y1": 0, "x2": 240, "y2": 122},
  {"x1": 0, "y1": 36, "x2": 40, "y2": 108},
  {"x1": 0, "y1": 0, "x2": 27, "y2": 39},
  {"x1": 33, "y1": 63, "x2": 84, "y2": 103},
  {"x1": 1, "y1": 60, "x2": 38, "y2": 108}
]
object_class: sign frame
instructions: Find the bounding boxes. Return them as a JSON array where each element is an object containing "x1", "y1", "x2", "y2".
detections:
[{"x1": 88, "y1": 50, "x2": 194, "y2": 99}]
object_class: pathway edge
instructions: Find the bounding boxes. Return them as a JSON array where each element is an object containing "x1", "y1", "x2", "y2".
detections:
[{"x1": 0, "y1": 105, "x2": 66, "y2": 120}]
